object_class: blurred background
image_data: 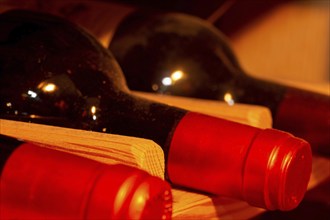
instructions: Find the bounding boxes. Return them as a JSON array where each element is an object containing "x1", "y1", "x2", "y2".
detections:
[
  {"x1": 0, "y1": 0, "x2": 329, "y2": 94},
  {"x1": 0, "y1": 0, "x2": 329, "y2": 219}
]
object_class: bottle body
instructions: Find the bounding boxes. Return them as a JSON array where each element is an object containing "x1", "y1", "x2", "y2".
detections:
[
  {"x1": 109, "y1": 11, "x2": 330, "y2": 156},
  {"x1": 0, "y1": 135, "x2": 172, "y2": 219},
  {"x1": 0, "y1": 10, "x2": 313, "y2": 210}
]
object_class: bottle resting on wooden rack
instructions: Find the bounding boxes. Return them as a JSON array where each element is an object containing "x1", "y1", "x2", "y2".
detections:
[
  {"x1": 0, "y1": 134, "x2": 172, "y2": 219},
  {"x1": 109, "y1": 11, "x2": 330, "y2": 157},
  {"x1": 0, "y1": 10, "x2": 312, "y2": 211}
]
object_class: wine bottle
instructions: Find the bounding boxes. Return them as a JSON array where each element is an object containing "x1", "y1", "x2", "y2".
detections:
[
  {"x1": 0, "y1": 10, "x2": 312, "y2": 211},
  {"x1": 109, "y1": 11, "x2": 330, "y2": 156},
  {"x1": 0, "y1": 134, "x2": 172, "y2": 219}
]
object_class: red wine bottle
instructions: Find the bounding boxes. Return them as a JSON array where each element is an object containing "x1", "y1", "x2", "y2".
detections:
[
  {"x1": 109, "y1": 11, "x2": 330, "y2": 156},
  {"x1": 0, "y1": 134, "x2": 172, "y2": 219},
  {"x1": 0, "y1": 10, "x2": 312, "y2": 210}
]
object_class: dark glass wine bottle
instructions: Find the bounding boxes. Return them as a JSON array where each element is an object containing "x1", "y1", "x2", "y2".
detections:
[
  {"x1": 0, "y1": 10, "x2": 312, "y2": 211},
  {"x1": 0, "y1": 134, "x2": 172, "y2": 219},
  {"x1": 109, "y1": 11, "x2": 330, "y2": 156}
]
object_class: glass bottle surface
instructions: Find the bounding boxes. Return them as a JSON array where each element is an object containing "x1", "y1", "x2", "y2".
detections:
[{"x1": 109, "y1": 11, "x2": 330, "y2": 156}]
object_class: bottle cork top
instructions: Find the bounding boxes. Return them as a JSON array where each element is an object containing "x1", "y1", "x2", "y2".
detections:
[{"x1": 242, "y1": 129, "x2": 312, "y2": 210}]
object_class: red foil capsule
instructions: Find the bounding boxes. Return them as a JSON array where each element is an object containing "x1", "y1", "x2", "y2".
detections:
[
  {"x1": 0, "y1": 142, "x2": 172, "y2": 220},
  {"x1": 168, "y1": 112, "x2": 312, "y2": 211}
]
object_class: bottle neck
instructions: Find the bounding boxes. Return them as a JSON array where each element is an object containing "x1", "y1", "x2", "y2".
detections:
[
  {"x1": 235, "y1": 74, "x2": 330, "y2": 156},
  {"x1": 274, "y1": 87, "x2": 330, "y2": 156},
  {"x1": 233, "y1": 73, "x2": 287, "y2": 117},
  {"x1": 101, "y1": 91, "x2": 187, "y2": 158}
]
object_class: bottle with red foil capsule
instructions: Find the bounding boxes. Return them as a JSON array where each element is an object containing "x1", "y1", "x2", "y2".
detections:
[
  {"x1": 0, "y1": 134, "x2": 172, "y2": 219},
  {"x1": 109, "y1": 11, "x2": 330, "y2": 156},
  {"x1": 0, "y1": 10, "x2": 312, "y2": 210}
]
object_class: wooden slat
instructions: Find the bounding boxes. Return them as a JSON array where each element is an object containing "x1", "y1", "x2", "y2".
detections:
[{"x1": 0, "y1": 119, "x2": 165, "y2": 179}]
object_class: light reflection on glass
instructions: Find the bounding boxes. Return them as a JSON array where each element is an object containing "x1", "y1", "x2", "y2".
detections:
[
  {"x1": 161, "y1": 70, "x2": 185, "y2": 87},
  {"x1": 161, "y1": 77, "x2": 172, "y2": 86},
  {"x1": 90, "y1": 106, "x2": 96, "y2": 114},
  {"x1": 27, "y1": 90, "x2": 37, "y2": 98},
  {"x1": 170, "y1": 70, "x2": 184, "y2": 81},
  {"x1": 42, "y1": 83, "x2": 57, "y2": 92},
  {"x1": 90, "y1": 106, "x2": 97, "y2": 121},
  {"x1": 224, "y1": 92, "x2": 235, "y2": 106}
]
